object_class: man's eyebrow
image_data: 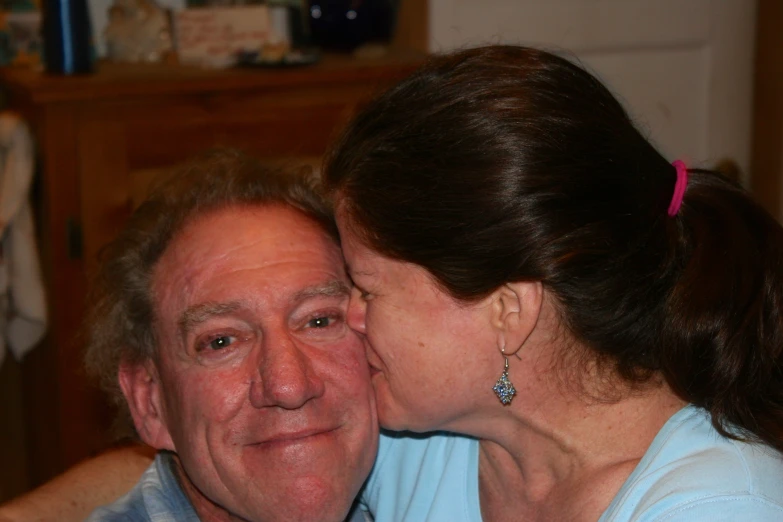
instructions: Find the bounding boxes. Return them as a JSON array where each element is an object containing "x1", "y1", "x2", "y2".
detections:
[
  {"x1": 176, "y1": 282, "x2": 349, "y2": 334},
  {"x1": 179, "y1": 301, "x2": 241, "y2": 335},
  {"x1": 292, "y1": 280, "x2": 351, "y2": 303}
]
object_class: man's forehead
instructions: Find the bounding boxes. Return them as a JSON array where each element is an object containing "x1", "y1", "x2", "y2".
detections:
[
  {"x1": 167, "y1": 204, "x2": 339, "y2": 262},
  {"x1": 152, "y1": 204, "x2": 346, "y2": 320}
]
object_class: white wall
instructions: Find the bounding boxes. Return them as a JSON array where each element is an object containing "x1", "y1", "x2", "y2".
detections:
[{"x1": 428, "y1": 0, "x2": 757, "y2": 181}]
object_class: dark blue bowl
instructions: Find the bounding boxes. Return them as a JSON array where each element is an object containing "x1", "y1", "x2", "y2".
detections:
[{"x1": 308, "y1": 0, "x2": 398, "y2": 51}]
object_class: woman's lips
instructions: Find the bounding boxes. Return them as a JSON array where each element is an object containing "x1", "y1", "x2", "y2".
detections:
[
  {"x1": 364, "y1": 344, "x2": 382, "y2": 376},
  {"x1": 365, "y1": 356, "x2": 382, "y2": 376}
]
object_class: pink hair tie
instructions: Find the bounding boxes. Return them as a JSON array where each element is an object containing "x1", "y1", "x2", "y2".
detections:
[{"x1": 667, "y1": 160, "x2": 688, "y2": 216}]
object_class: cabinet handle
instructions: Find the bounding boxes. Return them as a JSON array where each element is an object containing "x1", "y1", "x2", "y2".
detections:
[{"x1": 66, "y1": 218, "x2": 83, "y2": 260}]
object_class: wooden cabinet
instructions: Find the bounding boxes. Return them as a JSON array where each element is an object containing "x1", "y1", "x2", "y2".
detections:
[{"x1": 0, "y1": 52, "x2": 422, "y2": 485}]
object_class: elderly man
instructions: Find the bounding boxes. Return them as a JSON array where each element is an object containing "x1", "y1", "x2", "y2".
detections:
[{"x1": 81, "y1": 150, "x2": 378, "y2": 522}]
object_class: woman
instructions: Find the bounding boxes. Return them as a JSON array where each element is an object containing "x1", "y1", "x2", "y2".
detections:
[{"x1": 323, "y1": 45, "x2": 783, "y2": 521}]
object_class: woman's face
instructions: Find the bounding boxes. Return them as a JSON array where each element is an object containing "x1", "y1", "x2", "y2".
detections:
[{"x1": 336, "y1": 211, "x2": 499, "y2": 432}]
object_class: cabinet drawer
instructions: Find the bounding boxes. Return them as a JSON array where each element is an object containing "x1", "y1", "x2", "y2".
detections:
[{"x1": 124, "y1": 103, "x2": 346, "y2": 170}]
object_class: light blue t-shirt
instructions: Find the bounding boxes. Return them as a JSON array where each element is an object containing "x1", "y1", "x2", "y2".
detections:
[
  {"x1": 361, "y1": 406, "x2": 783, "y2": 521},
  {"x1": 87, "y1": 451, "x2": 371, "y2": 522}
]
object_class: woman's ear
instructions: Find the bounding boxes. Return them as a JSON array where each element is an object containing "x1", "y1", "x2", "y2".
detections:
[
  {"x1": 118, "y1": 361, "x2": 175, "y2": 451},
  {"x1": 490, "y1": 281, "x2": 543, "y2": 357}
]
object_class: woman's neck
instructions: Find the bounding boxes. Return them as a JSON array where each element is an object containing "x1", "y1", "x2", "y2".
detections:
[
  {"x1": 430, "y1": 294, "x2": 688, "y2": 521},
  {"x1": 472, "y1": 381, "x2": 687, "y2": 522}
]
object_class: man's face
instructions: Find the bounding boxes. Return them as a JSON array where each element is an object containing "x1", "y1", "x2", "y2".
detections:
[{"x1": 127, "y1": 204, "x2": 378, "y2": 522}]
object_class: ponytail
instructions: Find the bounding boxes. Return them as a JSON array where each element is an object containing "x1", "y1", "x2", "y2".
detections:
[{"x1": 661, "y1": 169, "x2": 783, "y2": 451}]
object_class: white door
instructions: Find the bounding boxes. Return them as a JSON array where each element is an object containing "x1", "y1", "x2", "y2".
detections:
[{"x1": 428, "y1": 0, "x2": 757, "y2": 184}]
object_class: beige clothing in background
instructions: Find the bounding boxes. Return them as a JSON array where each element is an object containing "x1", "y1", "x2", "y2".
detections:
[{"x1": 0, "y1": 112, "x2": 46, "y2": 368}]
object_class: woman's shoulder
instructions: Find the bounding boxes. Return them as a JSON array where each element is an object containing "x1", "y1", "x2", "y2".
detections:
[
  {"x1": 376, "y1": 429, "x2": 478, "y2": 459},
  {"x1": 601, "y1": 406, "x2": 783, "y2": 521},
  {"x1": 361, "y1": 431, "x2": 482, "y2": 522},
  {"x1": 370, "y1": 430, "x2": 479, "y2": 489}
]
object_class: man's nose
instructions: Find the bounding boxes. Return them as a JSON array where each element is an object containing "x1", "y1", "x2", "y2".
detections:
[
  {"x1": 250, "y1": 334, "x2": 326, "y2": 410},
  {"x1": 346, "y1": 287, "x2": 367, "y2": 334}
]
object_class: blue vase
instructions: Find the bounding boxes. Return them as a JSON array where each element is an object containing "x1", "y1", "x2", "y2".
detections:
[{"x1": 42, "y1": 0, "x2": 94, "y2": 74}]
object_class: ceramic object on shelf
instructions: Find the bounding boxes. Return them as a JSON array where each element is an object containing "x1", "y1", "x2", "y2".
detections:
[{"x1": 104, "y1": 0, "x2": 172, "y2": 63}]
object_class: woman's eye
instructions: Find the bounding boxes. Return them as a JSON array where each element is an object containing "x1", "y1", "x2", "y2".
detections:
[
  {"x1": 352, "y1": 285, "x2": 372, "y2": 301},
  {"x1": 204, "y1": 335, "x2": 235, "y2": 351}
]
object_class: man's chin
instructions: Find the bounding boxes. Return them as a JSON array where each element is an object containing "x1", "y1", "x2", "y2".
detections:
[
  {"x1": 225, "y1": 456, "x2": 364, "y2": 522},
  {"x1": 231, "y1": 478, "x2": 354, "y2": 522},
  {"x1": 186, "y1": 475, "x2": 353, "y2": 522},
  {"x1": 286, "y1": 477, "x2": 355, "y2": 522}
]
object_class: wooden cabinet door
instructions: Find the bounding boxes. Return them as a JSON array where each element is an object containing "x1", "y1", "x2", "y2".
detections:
[{"x1": 77, "y1": 84, "x2": 371, "y2": 268}]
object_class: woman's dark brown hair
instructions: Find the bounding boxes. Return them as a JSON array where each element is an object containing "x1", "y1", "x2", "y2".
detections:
[{"x1": 323, "y1": 45, "x2": 783, "y2": 451}]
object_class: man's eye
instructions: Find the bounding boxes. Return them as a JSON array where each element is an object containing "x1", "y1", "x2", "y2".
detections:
[
  {"x1": 205, "y1": 335, "x2": 235, "y2": 351},
  {"x1": 307, "y1": 316, "x2": 334, "y2": 329}
]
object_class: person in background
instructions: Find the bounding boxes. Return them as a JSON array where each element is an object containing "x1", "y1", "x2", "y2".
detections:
[{"x1": 323, "y1": 45, "x2": 783, "y2": 521}]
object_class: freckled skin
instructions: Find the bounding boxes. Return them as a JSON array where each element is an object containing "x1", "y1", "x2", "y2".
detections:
[
  {"x1": 138, "y1": 205, "x2": 378, "y2": 522},
  {"x1": 337, "y1": 209, "x2": 500, "y2": 434}
]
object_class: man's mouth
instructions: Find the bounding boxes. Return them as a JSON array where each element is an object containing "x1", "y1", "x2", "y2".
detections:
[{"x1": 254, "y1": 426, "x2": 338, "y2": 448}]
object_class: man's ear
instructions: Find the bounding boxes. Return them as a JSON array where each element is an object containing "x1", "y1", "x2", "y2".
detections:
[
  {"x1": 490, "y1": 281, "x2": 544, "y2": 357},
  {"x1": 118, "y1": 361, "x2": 175, "y2": 451}
]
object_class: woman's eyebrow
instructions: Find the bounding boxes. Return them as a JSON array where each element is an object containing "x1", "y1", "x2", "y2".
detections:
[{"x1": 345, "y1": 265, "x2": 374, "y2": 279}]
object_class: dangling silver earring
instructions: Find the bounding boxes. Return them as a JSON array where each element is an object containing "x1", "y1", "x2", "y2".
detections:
[{"x1": 492, "y1": 348, "x2": 516, "y2": 406}]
